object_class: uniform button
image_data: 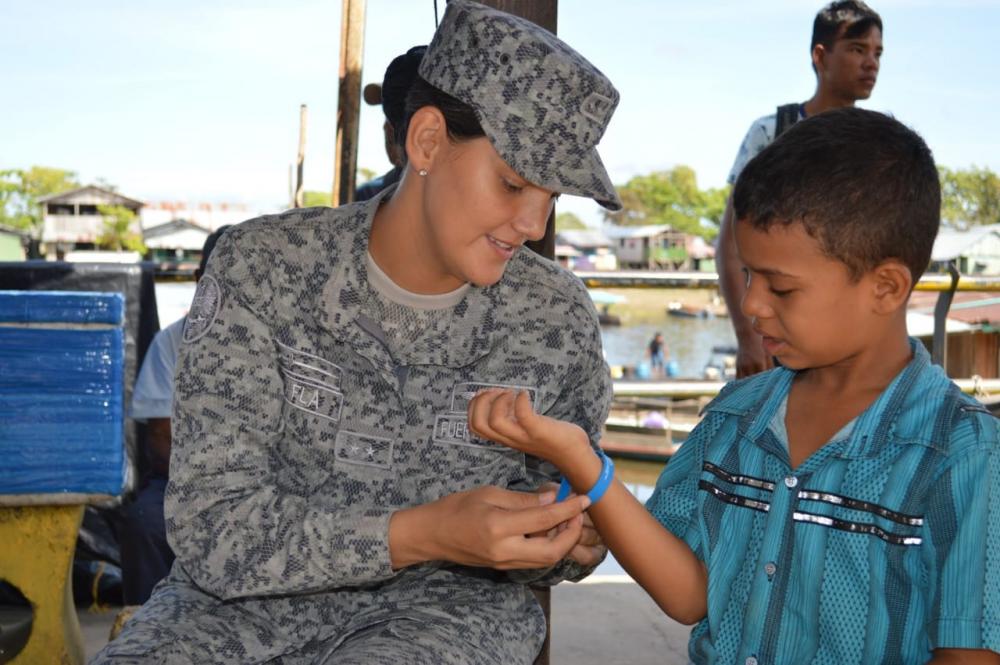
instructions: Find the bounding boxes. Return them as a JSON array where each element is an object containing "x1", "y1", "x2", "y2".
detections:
[
  {"x1": 784, "y1": 475, "x2": 798, "y2": 488},
  {"x1": 746, "y1": 657, "x2": 759, "y2": 665},
  {"x1": 764, "y1": 562, "x2": 777, "y2": 577}
]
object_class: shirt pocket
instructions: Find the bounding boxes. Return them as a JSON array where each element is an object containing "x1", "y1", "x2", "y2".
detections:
[
  {"x1": 429, "y1": 413, "x2": 527, "y2": 492},
  {"x1": 276, "y1": 358, "x2": 346, "y2": 483}
]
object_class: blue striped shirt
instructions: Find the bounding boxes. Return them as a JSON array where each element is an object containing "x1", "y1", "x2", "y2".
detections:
[{"x1": 647, "y1": 341, "x2": 999, "y2": 664}]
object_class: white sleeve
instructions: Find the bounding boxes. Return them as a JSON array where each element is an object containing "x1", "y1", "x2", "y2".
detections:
[
  {"x1": 129, "y1": 319, "x2": 184, "y2": 421},
  {"x1": 726, "y1": 114, "x2": 777, "y2": 186}
]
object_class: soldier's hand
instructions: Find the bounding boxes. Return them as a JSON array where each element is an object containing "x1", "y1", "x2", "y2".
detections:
[
  {"x1": 567, "y1": 510, "x2": 606, "y2": 568},
  {"x1": 389, "y1": 486, "x2": 589, "y2": 570},
  {"x1": 527, "y1": 483, "x2": 606, "y2": 568}
]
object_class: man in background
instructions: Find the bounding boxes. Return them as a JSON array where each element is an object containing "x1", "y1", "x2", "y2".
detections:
[{"x1": 716, "y1": 1, "x2": 883, "y2": 377}]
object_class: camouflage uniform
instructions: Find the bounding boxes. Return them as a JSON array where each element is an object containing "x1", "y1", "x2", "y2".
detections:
[
  {"x1": 93, "y1": 2, "x2": 620, "y2": 661},
  {"x1": 92, "y1": 193, "x2": 613, "y2": 664}
]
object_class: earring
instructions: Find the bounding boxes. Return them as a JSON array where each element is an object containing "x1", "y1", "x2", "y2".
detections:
[{"x1": 418, "y1": 169, "x2": 428, "y2": 177}]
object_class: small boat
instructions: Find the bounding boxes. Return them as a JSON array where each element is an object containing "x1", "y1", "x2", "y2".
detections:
[
  {"x1": 702, "y1": 345, "x2": 738, "y2": 380},
  {"x1": 666, "y1": 301, "x2": 730, "y2": 319},
  {"x1": 597, "y1": 310, "x2": 621, "y2": 326},
  {"x1": 667, "y1": 301, "x2": 710, "y2": 318},
  {"x1": 590, "y1": 290, "x2": 625, "y2": 326}
]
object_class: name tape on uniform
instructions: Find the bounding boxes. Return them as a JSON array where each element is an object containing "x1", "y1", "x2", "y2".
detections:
[
  {"x1": 282, "y1": 372, "x2": 344, "y2": 422},
  {"x1": 449, "y1": 382, "x2": 538, "y2": 413}
]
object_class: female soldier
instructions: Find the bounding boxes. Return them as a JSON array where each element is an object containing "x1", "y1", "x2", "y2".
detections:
[{"x1": 95, "y1": 2, "x2": 621, "y2": 663}]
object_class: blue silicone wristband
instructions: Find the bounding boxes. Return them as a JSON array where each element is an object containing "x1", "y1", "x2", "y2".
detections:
[
  {"x1": 586, "y1": 451, "x2": 615, "y2": 505},
  {"x1": 554, "y1": 450, "x2": 615, "y2": 505}
]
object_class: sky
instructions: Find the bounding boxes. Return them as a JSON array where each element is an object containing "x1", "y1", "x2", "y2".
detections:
[{"x1": 3, "y1": 0, "x2": 1000, "y2": 227}]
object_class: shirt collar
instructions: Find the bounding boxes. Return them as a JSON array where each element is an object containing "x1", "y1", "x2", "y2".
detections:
[
  {"x1": 732, "y1": 340, "x2": 949, "y2": 459},
  {"x1": 317, "y1": 187, "x2": 500, "y2": 369}
]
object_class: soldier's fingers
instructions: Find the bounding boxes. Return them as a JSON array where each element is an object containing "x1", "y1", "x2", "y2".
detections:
[
  {"x1": 479, "y1": 486, "x2": 556, "y2": 510},
  {"x1": 496, "y1": 495, "x2": 590, "y2": 537},
  {"x1": 577, "y1": 523, "x2": 602, "y2": 548},
  {"x1": 567, "y1": 543, "x2": 605, "y2": 568}
]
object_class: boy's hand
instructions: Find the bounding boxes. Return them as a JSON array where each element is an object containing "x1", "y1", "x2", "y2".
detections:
[{"x1": 467, "y1": 389, "x2": 590, "y2": 468}]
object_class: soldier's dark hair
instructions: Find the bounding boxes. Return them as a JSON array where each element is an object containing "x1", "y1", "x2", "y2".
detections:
[
  {"x1": 811, "y1": 1, "x2": 882, "y2": 71},
  {"x1": 733, "y1": 108, "x2": 940, "y2": 283},
  {"x1": 196, "y1": 225, "x2": 231, "y2": 279},
  {"x1": 397, "y1": 76, "x2": 485, "y2": 155}
]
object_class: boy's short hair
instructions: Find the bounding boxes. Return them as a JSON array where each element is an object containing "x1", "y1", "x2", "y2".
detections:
[
  {"x1": 811, "y1": 0, "x2": 883, "y2": 53},
  {"x1": 732, "y1": 107, "x2": 940, "y2": 282}
]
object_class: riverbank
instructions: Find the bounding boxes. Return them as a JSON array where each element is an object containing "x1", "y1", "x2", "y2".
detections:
[{"x1": 595, "y1": 287, "x2": 722, "y2": 325}]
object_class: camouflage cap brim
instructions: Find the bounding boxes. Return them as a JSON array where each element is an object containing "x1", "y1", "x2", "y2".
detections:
[
  {"x1": 474, "y1": 109, "x2": 622, "y2": 211},
  {"x1": 420, "y1": 0, "x2": 622, "y2": 211}
]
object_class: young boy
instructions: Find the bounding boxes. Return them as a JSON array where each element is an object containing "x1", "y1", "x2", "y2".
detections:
[{"x1": 470, "y1": 108, "x2": 999, "y2": 664}]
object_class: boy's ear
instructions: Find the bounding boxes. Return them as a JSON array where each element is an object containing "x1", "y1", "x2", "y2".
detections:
[
  {"x1": 870, "y1": 259, "x2": 913, "y2": 314},
  {"x1": 404, "y1": 106, "x2": 446, "y2": 174}
]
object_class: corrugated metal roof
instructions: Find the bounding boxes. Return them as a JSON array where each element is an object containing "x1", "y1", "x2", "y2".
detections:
[{"x1": 932, "y1": 225, "x2": 1000, "y2": 261}]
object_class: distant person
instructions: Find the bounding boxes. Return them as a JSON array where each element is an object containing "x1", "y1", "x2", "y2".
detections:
[
  {"x1": 647, "y1": 332, "x2": 668, "y2": 376},
  {"x1": 717, "y1": 0, "x2": 883, "y2": 377},
  {"x1": 355, "y1": 45, "x2": 426, "y2": 201},
  {"x1": 471, "y1": 108, "x2": 1000, "y2": 665},
  {"x1": 119, "y1": 225, "x2": 229, "y2": 605}
]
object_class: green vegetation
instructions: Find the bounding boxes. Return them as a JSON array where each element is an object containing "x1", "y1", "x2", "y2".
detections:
[
  {"x1": 302, "y1": 190, "x2": 332, "y2": 207},
  {"x1": 0, "y1": 166, "x2": 78, "y2": 237},
  {"x1": 97, "y1": 204, "x2": 146, "y2": 253},
  {"x1": 556, "y1": 211, "x2": 587, "y2": 230},
  {"x1": 940, "y1": 166, "x2": 1000, "y2": 228},
  {"x1": 603, "y1": 166, "x2": 729, "y2": 240}
]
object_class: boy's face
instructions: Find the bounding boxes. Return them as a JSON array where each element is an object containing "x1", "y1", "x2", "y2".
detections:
[
  {"x1": 734, "y1": 219, "x2": 876, "y2": 371},
  {"x1": 816, "y1": 25, "x2": 882, "y2": 101}
]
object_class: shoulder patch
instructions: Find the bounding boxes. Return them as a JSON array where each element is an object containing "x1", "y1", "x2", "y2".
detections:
[{"x1": 183, "y1": 275, "x2": 222, "y2": 343}]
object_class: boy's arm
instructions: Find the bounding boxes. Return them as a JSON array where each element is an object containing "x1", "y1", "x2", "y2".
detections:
[
  {"x1": 469, "y1": 390, "x2": 707, "y2": 625},
  {"x1": 922, "y1": 409, "x2": 1000, "y2": 657}
]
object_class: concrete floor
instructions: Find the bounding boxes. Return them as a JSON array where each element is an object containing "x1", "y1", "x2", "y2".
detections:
[{"x1": 79, "y1": 577, "x2": 692, "y2": 664}]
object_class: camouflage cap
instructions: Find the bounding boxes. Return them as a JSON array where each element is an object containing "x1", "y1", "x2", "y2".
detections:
[{"x1": 419, "y1": 0, "x2": 622, "y2": 210}]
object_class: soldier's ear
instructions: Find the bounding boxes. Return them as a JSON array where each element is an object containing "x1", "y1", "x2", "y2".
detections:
[{"x1": 405, "y1": 106, "x2": 446, "y2": 174}]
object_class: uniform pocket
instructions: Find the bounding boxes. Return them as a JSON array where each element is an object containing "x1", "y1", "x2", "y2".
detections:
[{"x1": 430, "y1": 414, "x2": 526, "y2": 491}]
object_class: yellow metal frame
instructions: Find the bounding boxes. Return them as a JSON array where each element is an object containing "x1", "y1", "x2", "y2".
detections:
[{"x1": 0, "y1": 504, "x2": 85, "y2": 665}]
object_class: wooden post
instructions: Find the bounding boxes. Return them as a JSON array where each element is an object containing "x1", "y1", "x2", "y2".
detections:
[
  {"x1": 333, "y1": 0, "x2": 366, "y2": 207},
  {"x1": 478, "y1": 1, "x2": 558, "y2": 262},
  {"x1": 294, "y1": 104, "x2": 308, "y2": 208}
]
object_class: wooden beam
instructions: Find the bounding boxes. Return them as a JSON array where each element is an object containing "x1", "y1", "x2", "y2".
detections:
[
  {"x1": 485, "y1": 11, "x2": 561, "y2": 665},
  {"x1": 333, "y1": 0, "x2": 366, "y2": 206},
  {"x1": 478, "y1": 1, "x2": 558, "y2": 262},
  {"x1": 294, "y1": 104, "x2": 307, "y2": 208}
]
